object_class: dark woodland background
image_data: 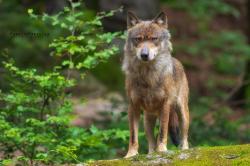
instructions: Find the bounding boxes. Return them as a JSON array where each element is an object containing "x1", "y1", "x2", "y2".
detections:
[{"x1": 0, "y1": 0, "x2": 250, "y2": 165}]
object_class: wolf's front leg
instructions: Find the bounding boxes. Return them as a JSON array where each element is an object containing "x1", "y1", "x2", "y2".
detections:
[
  {"x1": 124, "y1": 104, "x2": 141, "y2": 158},
  {"x1": 156, "y1": 102, "x2": 170, "y2": 152},
  {"x1": 144, "y1": 113, "x2": 157, "y2": 154}
]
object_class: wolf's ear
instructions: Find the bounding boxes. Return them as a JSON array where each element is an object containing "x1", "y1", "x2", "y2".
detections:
[
  {"x1": 127, "y1": 11, "x2": 140, "y2": 29},
  {"x1": 153, "y1": 12, "x2": 168, "y2": 28}
]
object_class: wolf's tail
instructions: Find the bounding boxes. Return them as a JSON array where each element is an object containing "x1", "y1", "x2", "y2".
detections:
[{"x1": 169, "y1": 109, "x2": 180, "y2": 147}]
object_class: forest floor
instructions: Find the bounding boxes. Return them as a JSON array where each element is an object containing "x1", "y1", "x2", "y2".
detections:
[{"x1": 86, "y1": 144, "x2": 250, "y2": 166}]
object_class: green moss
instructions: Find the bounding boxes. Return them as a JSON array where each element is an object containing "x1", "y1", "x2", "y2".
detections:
[
  {"x1": 87, "y1": 159, "x2": 131, "y2": 166},
  {"x1": 86, "y1": 144, "x2": 250, "y2": 166}
]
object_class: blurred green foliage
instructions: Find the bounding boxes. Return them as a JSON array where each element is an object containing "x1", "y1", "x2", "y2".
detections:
[
  {"x1": 0, "y1": 1, "x2": 56, "y2": 68},
  {"x1": 177, "y1": 31, "x2": 250, "y2": 74},
  {"x1": 163, "y1": 0, "x2": 240, "y2": 30},
  {"x1": 164, "y1": 0, "x2": 239, "y2": 17}
]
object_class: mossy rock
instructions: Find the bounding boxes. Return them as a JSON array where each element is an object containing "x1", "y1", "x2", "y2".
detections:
[{"x1": 86, "y1": 144, "x2": 250, "y2": 166}]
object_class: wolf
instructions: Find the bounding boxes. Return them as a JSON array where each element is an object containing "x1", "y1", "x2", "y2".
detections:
[{"x1": 122, "y1": 11, "x2": 190, "y2": 158}]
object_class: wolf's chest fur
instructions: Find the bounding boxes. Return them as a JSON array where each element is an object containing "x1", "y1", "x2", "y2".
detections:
[{"x1": 131, "y1": 66, "x2": 165, "y2": 106}]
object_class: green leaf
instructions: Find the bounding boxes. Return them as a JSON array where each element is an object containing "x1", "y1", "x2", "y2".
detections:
[
  {"x1": 90, "y1": 125, "x2": 98, "y2": 134},
  {"x1": 27, "y1": 9, "x2": 33, "y2": 14},
  {"x1": 72, "y1": 2, "x2": 81, "y2": 8},
  {"x1": 82, "y1": 56, "x2": 96, "y2": 69}
]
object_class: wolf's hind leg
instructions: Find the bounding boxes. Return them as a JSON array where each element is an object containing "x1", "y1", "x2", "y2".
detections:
[
  {"x1": 178, "y1": 101, "x2": 189, "y2": 150},
  {"x1": 144, "y1": 113, "x2": 157, "y2": 154}
]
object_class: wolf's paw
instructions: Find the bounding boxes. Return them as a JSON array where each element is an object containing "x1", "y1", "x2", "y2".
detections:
[
  {"x1": 181, "y1": 142, "x2": 189, "y2": 150},
  {"x1": 124, "y1": 150, "x2": 138, "y2": 158},
  {"x1": 147, "y1": 149, "x2": 155, "y2": 154},
  {"x1": 181, "y1": 145, "x2": 189, "y2": 150},
  {"x1": 156, "y1": 143, "x2": 167, "y2": 152}
]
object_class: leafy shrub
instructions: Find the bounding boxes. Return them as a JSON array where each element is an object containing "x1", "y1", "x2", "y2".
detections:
[{"x1": 0, "y1": 1, "x2": 127, "y2": 165}]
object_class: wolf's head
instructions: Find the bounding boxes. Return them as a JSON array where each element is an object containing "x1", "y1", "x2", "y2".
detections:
[{"x1": 126, "y1": 11, "x2": 172, "y2": 62}]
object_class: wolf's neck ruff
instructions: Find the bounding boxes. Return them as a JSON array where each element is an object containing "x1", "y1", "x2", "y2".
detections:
[{"x1": 122, "y1": 51, "x2": 173, "y2": 90}]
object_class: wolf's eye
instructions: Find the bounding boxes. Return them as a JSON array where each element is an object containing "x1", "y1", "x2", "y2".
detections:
[
  {"x1": 134, "y1": 37, "x2": 143, "y2": 42},
  {"x1": 151, "y1": 37, "x2": 158, "y2": 41}
]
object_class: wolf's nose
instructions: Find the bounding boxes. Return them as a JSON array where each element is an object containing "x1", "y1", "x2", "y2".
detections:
[
  {"x1": 141, "y1": 53, "x2": 149, "y2": 61},
  {"x1": 141, "y1": 46, "x2": 149, "y2": 61}
]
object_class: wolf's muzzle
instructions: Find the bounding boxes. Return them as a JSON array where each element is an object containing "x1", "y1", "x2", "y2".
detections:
[{"x1": 141, "y1": 47, "x2": 149, "y2": 61}]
